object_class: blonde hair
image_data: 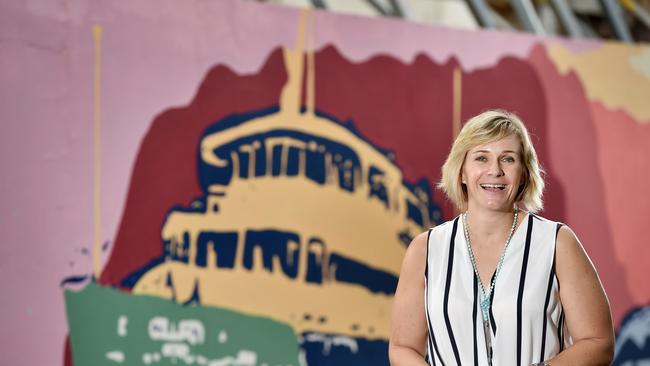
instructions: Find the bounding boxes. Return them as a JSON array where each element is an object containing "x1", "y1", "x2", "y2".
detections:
[{"x1": 438, "y1": 110, "x2": 545, "y2": 213}]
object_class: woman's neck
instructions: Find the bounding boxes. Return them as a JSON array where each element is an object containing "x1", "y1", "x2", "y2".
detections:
[{"x1": 464, "y1": 204, "x2": 520, "y2": 243}]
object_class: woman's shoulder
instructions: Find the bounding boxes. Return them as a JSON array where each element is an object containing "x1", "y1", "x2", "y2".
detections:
[
  {"x1": 398, "y1": 231, "x2": 430, "y2": 279},
  {"x1": 427, "y1": 215, "x2": 461, "y2": 240},
  {"x1": 525, "y1": 213, "x2": 582, "y2": 257},
  {"x1": 402, "y1": 222, "x2": 446, "y2": 264},
  {"x1": 405, "y1": 216, "x2": 461, "y2": 256},
  {"x1": 408, "y1": 231, "x2": 430, "y2": 253},
  {"x1": 526, "y1": 212, "x2": 566, "y2": 232}
]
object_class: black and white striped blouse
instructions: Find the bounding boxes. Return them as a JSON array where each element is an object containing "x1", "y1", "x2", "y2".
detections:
[{"x1": 424, "y1": 213, "x2": 570, "y2": 366}]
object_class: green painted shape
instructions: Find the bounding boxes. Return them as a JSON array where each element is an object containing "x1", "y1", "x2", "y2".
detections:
[{"x1": 64, "y1": 282, "x2": 300, "y2": 365}]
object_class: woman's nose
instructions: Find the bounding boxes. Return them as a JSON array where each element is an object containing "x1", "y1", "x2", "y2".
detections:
[{"x1": 488, "y1": 160, "x2": 504, "y2": 176}]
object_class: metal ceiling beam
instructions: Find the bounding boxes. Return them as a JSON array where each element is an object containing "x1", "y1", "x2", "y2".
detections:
[
  {"x1": 388, "y1": 0, "x2": 404, "y2": 17},
  {"x1": 577, "y1": 18, "x2": 601, "y2": 38},
  {"x1": 309, "y1": 0, "x2": 326, "y2": 9},
  {"x1": 365, "y1": 0, "x2": 405, "y2": 17},
  {"x1": 598, "y1": 0, "x2": 634, "y2": 42},
  {"x1": 490, "y1": 8, "x2": 517, "y2": 29},
  {"x1": 465, "y1": 0, "x2": 498, "y2": 28},
  {"x1": 393, "y1": 0, "x2": 412, "y2": 19},
  {"x1": 620, "y1": 0, "x2": 650, "y2": 30},
  {"x1": 510, "y1": 0, "x2": 547, "y2": 34},
  {"x1": 366, "y1": 0, "x2": 389, "y2": 15},
  {"x1": 549, "y1": 0, "x2": 583, "y2": 37}
]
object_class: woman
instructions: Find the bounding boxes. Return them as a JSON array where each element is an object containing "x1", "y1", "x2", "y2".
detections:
[{"x1": 389, "y1": 110, "x2": 614, "y2": 366}]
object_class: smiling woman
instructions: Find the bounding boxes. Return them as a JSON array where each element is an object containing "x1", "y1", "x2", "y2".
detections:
[
  {"x1": 439, "y1": 110, "x2": 544, "y2": 215},
  {"x1": 462, "y1": 134, "x2": 525, "y2": 213},
  {"x1": 389, "y1": 110, "x2": 614, "y2": 366}
]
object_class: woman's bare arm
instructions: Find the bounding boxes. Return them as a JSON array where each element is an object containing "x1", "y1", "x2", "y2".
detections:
[
  {"x1": 545, "y1": 226, "x2": 615, "y2": 366},
  {"x1": 389, "y1": 231, "x2": 430, "y2": 365}
]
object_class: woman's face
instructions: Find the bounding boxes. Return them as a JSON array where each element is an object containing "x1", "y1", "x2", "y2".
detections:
[{"x1": 461, "y1": 134, "x2": 524, "y2": 212}]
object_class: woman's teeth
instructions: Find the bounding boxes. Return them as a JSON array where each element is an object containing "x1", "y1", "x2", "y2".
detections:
[{"x1": 480, "y1": 184, "x2": 506, "y2": 190}]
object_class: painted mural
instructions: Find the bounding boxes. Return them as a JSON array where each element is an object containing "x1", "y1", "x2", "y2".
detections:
[
  {"x1": 64, "y1": 12, "x2": 442, "y2": 364},
  {"x1": 2, "y1": 0, "x2": 650, "y2": 365}
]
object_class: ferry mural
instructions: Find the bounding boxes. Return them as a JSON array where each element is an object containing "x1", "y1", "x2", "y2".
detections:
[
  {"x1": 129, "y1": 9, "x2": 438, "y2": 351},
  {"x1": 64, "y1": 10, "x2": 442, "y2": 365},
  {"x1": 2, "y1": 0, "x2": 650, "y2": 365}
]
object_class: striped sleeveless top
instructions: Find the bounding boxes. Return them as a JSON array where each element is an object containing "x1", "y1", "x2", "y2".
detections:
[{"x1": 424, "y1": 213, "x2": 570, "y2": 366}]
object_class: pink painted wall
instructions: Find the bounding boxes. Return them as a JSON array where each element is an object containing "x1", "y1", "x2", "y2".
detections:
[{"x1": 1, "y1": 0, "x2": 649, "y2": 364}]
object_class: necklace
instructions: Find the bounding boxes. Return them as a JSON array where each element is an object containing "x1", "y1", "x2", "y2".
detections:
[{"x1": 462, "y1": 206, "x2": 518, "y2": 365}]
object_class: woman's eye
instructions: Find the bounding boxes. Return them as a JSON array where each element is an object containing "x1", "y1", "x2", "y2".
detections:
[
  {"x1": 475, "y1": 156, "x2": 487, "y2": 162},
  {"x1": 502, "y1": 156, "x2": 515, "y2": 162}
]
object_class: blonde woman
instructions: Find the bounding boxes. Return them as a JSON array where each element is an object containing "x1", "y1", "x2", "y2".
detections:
[{"x1": 389, "y1": 110, "x2": 614, "y2": 366}]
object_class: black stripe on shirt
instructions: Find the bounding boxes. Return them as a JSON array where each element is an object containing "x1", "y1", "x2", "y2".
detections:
[
  {"x1": 489, "y1": 271, "x2": 497, "y2": 336},
  {"x1": 539, "y1": 240, "x2": 557, "y2": 362},
  {"x1": 443, "y1": 218, "x2": 462, "y2": 365},
  {"x1": 425, "y1": 228, "x2": 443, "y2": 366},
  {"x1": 517, "y1": 216, "x2": 534, "y2": 366},
  {"x1": 540, "y1": 223, "x2": 563, "y2": 361},
  {"x1": 558, "y1": 309, "x2": 565, "y2": 351},
  {"x1": 554, "y1": 223, "x2": 564, "y2": 291},
  {"x1": 473, "y1": 275, "x2": 479, "y2": 366},
  {"x1": 557, "y1": 224, "x2": 566, "y2": 353}
]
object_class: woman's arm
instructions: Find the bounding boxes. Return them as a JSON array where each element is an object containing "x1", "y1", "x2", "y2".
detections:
[
  {"x1": 545, "y1": 226, "x2": 615, "y2": 366},
  {"x1": 389, "y1": 231, "x2": 430, "y2": 365}
]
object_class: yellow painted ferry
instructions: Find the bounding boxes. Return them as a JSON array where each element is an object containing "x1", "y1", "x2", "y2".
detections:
[{"x1": 133, "y1": 12, "x2": 439, "y2": 341}]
